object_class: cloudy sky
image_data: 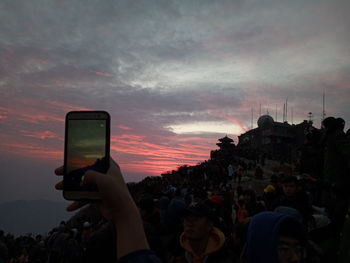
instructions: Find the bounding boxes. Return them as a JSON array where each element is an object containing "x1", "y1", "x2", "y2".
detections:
[{"x1": 0, "y1": 0, "x2": 349, "y2": 203}]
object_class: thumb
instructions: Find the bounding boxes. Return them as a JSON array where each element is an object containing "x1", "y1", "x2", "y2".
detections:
[{"x1": 81, "y1": 170, "x2": 104, "y2": 187}]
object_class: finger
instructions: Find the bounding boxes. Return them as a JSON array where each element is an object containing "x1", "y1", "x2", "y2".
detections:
[
  {"x1": 55, "y1": 166, "x2": 64, "y2": 175},
  {"x1": 55, "y1": 181, "x2": 63, "y2": 190},
  {"x1": 66, "y1": 201, "x2": 88, "y2": 212},
  {"x1": 81, "y1": 170, "x2": 104, "y2": 187},
  {"x1": 110, "y1": 157, "x2": 120, "y2": 169}
]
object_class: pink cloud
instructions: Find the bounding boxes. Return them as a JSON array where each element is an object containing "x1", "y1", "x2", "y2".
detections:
[
  {"x1": 90, "y1": 70, "x2": 113, "y2": 77},
  {"x1": 0, "y1": 95, "x2": 230, "y2": 178},
  {"x1": 112, "y1": 137, "x2": 209, "y2": 158},
  {"x1": 0, "y1": 123, "x2": 215, "y2": 178},
  {"x1": 117, "y1": 125, "x2": 132, "y2": 131},
  {"x1": 20, "y1": 130, "x2": 61, "y2": 140},
  {"x1": 16, "y1": 113, "x2": 64, "y2": 124},
  {"x1": 112, "y1": 134, "x2": 145, "y2": 142},
  {"x1": 46, "y1": 100, "x2": 94, "y2": 112},
  {"x1": 110, "y1": 134, "x2": 212, "y2": 175},
  {"x1": 0, "y1": 98, "x2": 96, "y2": 125},
  {"x1": 0, "y1": 106, "x2": 9, "y2": 113},
  {"x1": 0, "y1": 105, "x2": 63, "y2": 124}
]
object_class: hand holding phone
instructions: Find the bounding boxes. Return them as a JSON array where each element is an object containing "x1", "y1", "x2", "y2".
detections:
[
  {"x1": 63, "y1": 111, "x2": 110, "y2": 200},
  {"x1": 55, "y1": 158, "x2": 151, "y2": 259}
]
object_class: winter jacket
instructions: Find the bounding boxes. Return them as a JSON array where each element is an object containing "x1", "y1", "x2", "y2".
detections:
[{"x1": 171, "y1": 227, "x2": 235, "y2": 263}]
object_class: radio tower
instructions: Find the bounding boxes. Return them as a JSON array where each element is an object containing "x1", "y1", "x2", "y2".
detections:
[
  {"x1": 275, "y1": 104, "x2": 278, "y2": 121},
  {"x1": 285, "y1": 98, "x2": 288, "y2": 123},
  {"x1": 322, "y1": 90, "x2": 326, "y2": 121},
  {"x1": 251, "y1": 108, "x2": 254, "y2": 129},
  {"x1": 259, "y1": 103, "x2": 262, "y2": 117}
]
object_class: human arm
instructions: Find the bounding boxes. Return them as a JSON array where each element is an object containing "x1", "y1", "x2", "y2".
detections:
[{"x1": 54, "y1": 158, "x2": 151, "y2": 260}]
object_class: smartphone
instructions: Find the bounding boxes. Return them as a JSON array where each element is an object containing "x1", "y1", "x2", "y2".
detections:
[{"x1": 63, "y1": 111, "x2": 110, "y2": 200}]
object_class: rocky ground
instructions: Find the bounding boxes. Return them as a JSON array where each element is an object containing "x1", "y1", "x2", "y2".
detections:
[{"x1": 235, "y1": 158, "x2": 295, "y2": 196}]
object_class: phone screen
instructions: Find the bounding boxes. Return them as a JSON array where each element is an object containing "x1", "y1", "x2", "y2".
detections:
[{"x1": 65, "y1": 119, "x2": 108, "y2": 191}]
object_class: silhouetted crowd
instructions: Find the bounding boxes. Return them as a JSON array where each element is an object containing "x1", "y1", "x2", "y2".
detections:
[{"x1": 1, "y1": 116, "x2": 349, "y2": 263}]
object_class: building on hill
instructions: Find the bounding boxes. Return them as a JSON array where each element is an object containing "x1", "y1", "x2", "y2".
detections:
[
  {"x1": 210, "y1": 135, "x2": 236, "y2": 161},
  {"x1": 237, "y1": 115, "x2": 315, "y2": 163}
]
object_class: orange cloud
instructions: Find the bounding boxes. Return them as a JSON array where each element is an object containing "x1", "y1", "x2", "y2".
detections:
[{"x1": 67, "y1": 156, "x2": 95, "y2": 170}]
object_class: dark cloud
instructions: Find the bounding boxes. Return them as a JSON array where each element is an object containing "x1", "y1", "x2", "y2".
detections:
[{"x1": 0, "y1": 0, "x2": 349, "y2": 202}]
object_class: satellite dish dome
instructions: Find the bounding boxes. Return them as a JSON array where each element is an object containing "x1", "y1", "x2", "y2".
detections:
[{"x1": 257, "y1": 115, "x2": 274, "y2": 128}]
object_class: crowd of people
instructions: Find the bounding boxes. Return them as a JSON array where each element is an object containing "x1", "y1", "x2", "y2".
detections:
[{"x1": 0, "y1": 116, "x2": 349, "y2": 263}]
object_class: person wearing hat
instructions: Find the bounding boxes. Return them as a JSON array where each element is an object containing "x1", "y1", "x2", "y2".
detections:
[
  {"x1": 170, "y1": 203, "x2": 234, "y2": 263},
  {"x1": 271, "y1": 176, "x2": 312, "y2": 224}
]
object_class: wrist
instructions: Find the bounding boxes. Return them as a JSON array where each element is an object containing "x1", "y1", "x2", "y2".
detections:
[{"x1": 112, "y1": 204, "x2": 140, "y2": 226}]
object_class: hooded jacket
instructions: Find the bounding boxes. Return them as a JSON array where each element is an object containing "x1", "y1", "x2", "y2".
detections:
[
  {"x1": 172, "y1": 227, "x2": 233, "y2": 263},
  {"x1": 245, "y1": 211, "x2": 305, "y2": 263}
]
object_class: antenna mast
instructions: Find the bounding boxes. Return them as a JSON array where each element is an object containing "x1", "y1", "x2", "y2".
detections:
[
  {"x1": 285, "y1": 98, "x2": 288, "y2": 123},
  {"x1": 322, "y1": 90, "x2": 326, "y2": 121},
  {"x1": 259, "y1": 103, "x2": 261, "y2": 117},
  {"x1": 275, "y1": 104, "x2": 278, "y2": 121},
  {"x1": 251, "y1": 108, "x2": 254, "y2": 129}
]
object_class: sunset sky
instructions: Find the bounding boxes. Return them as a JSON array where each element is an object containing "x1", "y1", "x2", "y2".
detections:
[{"x1": 1, "y1": 0, "x2": 349, "y2": 203}]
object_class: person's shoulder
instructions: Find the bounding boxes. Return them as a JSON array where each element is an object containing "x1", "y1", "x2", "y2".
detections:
[
  {"x1": 334, "y1": 130, "x2": 350, "y2": 153},
  {"x1": 117, "y1": 250, "x2": 162, "y2": 263},
  {"x1": 208, "y1": 246, "x2": 239, "y2": 263}
]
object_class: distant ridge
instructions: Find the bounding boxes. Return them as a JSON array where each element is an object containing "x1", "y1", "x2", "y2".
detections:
[{"x1": 0, "y1": 200, "x2": 72, "y2": 236}]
